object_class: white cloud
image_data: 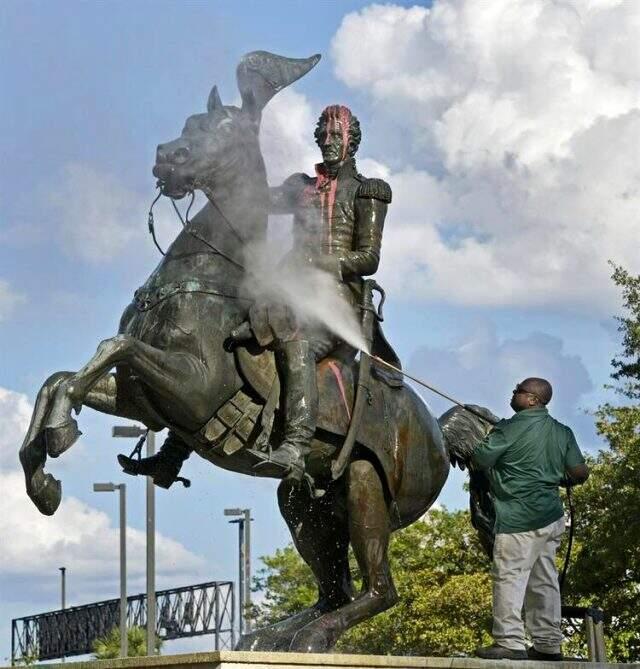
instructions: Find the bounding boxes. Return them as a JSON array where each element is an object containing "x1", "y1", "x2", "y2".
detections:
[
  {"x1": 0, "y1": 279, "x2": 26, "y2": 321},
  {"x1": 0, "y1": 386, "x2": 206, "y2": 601},
  {"x1": 0, "y1": 387, "x2": 33, "y2": 470},
  {"x1": 0, "y1": 469, "x2": 206, "y2": 591},
  {"x1": 408, "y1": 323, "x2": 596, "y2": 445},
  {"x1": 331, "y1": 1, "x2": 640, "y2": 310},
  {"x1": 261, "y1": 88, "x2": 319, "y2": 186}
]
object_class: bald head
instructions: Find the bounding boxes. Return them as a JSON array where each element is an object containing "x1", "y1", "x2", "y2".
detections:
[
  {"x1": 510, "y1": 377, "x2": 553, "y2": 412},
  {"x1": 521, "y1": 378, "x2": 553, "y2": 405}
]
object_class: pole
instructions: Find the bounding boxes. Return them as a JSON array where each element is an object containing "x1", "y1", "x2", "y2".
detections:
[
  {"x1": 119, "y1": 484, "x2": 128, "y2": 658},
  {"x1": 60, "y1": 567, "x2": 66, "y2": 663},
  {"x1": 146, "y1": 431, "x2": 156, "y2": 656},
  {"x1": 238, "y1": 518, "x2": 245, "y2": 637},
  {"x1": 243, "y1": 509, "x2": 251, "y2": 633},
  {"x1": 59, "y1": 567, "x2": 66, "y2": 610}
]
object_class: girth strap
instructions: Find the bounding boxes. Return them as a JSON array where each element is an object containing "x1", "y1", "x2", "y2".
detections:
[{"x1": 133, "y1": 279, "x2": 245, "y2": 311}]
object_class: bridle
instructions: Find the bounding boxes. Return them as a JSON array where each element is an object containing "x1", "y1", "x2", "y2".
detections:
[{"x1": 147, "y1": 183, "x2": 247, "y2": 272}]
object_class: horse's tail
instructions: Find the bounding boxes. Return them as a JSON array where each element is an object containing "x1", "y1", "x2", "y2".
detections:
[{"x1": 438, "y1": 404, "x2": 499, "y2": 558}]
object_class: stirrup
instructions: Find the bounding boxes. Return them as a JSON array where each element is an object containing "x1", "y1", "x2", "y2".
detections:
[
  {"x1": 117, "y1": 434, "x2": 191, "y2": 489},
  {"x1": 117, "y1": 453, "x2": 191, "y2": 489}
]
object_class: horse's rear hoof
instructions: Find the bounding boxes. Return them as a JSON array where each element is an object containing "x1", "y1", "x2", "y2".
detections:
[
  {"x1": 45, "y1": 420, "x2": 82, "y2": 458},
  {"x1": 29, "y1": 469, "x2": 62, "y2": 516}
]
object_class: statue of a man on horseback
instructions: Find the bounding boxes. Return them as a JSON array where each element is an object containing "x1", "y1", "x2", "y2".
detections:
[
  {"x1": 19, "y1": 50, "x2": 489, "y2": 653},
  {"x1": 126, "y1": 103, "x2": 392, "y2": 488}
]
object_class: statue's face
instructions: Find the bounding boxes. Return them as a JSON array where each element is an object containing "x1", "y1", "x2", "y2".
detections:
[
  {"x1": 318, "y1": 120, "x2": 347, "y2": 166},
  {"x1": 152, "y1": 108, "x2": 246, "y2": 199}
]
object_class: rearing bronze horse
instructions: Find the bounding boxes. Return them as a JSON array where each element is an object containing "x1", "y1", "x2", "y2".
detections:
[{"x1": 19, "y1": 51, "x2": 490, "y2": 653}]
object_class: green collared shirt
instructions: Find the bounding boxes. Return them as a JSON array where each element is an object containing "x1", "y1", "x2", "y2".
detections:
[{"x1": 471, "y1": 407, "x2": 585, "y2": 534}]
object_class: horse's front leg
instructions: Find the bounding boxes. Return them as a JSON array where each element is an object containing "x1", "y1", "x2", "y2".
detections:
[
  {"x1": 44, "y1": 334, "x2": 211, "y2": 458},
  {"x1": 20, "y1": 372, "x2": 153, "y2": 516}
]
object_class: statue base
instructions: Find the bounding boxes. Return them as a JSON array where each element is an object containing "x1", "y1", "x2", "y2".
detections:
[{"x1": 5, "y1": 650, "x2": 635, "y2": 669}]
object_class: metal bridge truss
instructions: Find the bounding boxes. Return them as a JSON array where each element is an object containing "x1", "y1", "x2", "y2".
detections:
[{"x1": 11, "y1": 580, "x2": 235, "y2": 664}]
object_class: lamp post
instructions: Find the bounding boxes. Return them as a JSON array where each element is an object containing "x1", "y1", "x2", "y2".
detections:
[
  {"x1": 93, "y1": 482, "x2": 127, "y2": 658},
  {"x1": 59, "y1": 567, "x2": 66, "y2": 663},
  {"x1": 112, "y1": 425, "x2": 156, "y2": 656},
  {"x1": 59, "y1": 567, "x2": 66, "y2": 610},
  {"x1": 224, "y1": 508, "x2": 252, "y2": 636}
]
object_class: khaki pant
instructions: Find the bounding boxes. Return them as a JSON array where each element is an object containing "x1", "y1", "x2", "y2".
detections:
[{"x1": 492, "y1": 517, "x2": 565, "y2": 653}]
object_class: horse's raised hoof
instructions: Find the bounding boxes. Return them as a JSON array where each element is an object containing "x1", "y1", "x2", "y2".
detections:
[
  {"x1": 45, "y1": 419, "x2": 82, "y2": 458},
  {"x1": 28, "y1": 468, "x2": 62, "y2": 516}
]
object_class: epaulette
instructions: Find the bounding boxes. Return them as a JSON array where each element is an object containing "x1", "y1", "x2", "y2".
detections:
[{"x1": 357, "y1": 177, "x2": 392, "y2": 204}]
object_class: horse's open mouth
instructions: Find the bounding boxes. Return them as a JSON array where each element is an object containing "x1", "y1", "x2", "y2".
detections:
[{"x1": 156, "y1": 178, "x2": 191, "y2": 200}]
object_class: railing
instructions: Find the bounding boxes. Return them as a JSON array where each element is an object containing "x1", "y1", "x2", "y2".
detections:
[
  {"x1": 11, "y1": 581, "x2": 235, "y2": 664},
  {"x1": 562, "y1": 605, "x2": 607, "y2": 662}
]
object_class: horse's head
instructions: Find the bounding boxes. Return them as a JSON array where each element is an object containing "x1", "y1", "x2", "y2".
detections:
[{"x1": 153, "y1": 51, "x2": 321, "y2": 200}]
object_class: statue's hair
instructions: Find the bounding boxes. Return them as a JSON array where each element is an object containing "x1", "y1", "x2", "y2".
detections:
[{"x1": 314, "y1": 105, "x2": 362, "y2": 157}]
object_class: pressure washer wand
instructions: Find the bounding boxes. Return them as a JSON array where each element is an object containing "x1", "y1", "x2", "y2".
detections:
[{"x1": 370, "y1": 355, "x2": 498, "y2": 426}]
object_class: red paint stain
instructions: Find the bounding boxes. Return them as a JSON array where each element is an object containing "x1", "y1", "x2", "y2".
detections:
[
  {"x1": 328, "y1": 360, "x2": 351, "y2": 420},
  {"x1": 315, "y1": 105, "x2": 353, "y2": 249}
]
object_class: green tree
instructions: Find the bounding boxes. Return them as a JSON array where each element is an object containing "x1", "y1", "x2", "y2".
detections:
[
  {"x1": 253, "y1": 508, "x2": 493, "y2": 656},
  {"x1": 92, "y1": 625, "x2": 162, "y2": 659},
  {"x1": 563, "y1": 264, "x2": 640, "y2": 662}
]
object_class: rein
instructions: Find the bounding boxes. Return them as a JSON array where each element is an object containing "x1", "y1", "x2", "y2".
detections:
[{"x1": 147, "y1": 186, "x2": 247, "y2": 272}]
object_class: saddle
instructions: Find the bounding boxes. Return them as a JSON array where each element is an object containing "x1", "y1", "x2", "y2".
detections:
[{"x1": 195, "y1": 320, "x2": 405, "y2": 496}]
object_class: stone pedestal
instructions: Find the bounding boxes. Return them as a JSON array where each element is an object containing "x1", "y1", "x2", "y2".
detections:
[{"x1": 4, "y1": 650, "x2": 637, "y2": 669}]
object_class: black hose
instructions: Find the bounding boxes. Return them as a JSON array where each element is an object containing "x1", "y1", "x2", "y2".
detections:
[{"x1": 559, "y1": 485, "x2": 575, "y2": 593}]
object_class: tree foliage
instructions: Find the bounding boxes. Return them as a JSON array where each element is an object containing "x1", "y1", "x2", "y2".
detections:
[
  {"x1": 562, "y1": 264, "x2": 640, "y2": 662},
  {"x1": 253, "y1": 508, "x2": 493, "y2": 656},
  {"x1": 92, "y1": 625, "x2": 162, "y2": 659}
]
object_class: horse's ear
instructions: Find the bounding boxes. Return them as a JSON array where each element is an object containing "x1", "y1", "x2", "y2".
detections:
[
  {"x1": 237, "y1": 51, "x2": 321, "y2": 124},
  {"x1": 207, "y1": 85, "x2": 223, "y2": 114}
]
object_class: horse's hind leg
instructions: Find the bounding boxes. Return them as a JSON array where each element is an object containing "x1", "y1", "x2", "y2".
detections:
[
  {"x1": 290, "y1": 459, "x2": 398, "y2": 652},
  {"x1": 239, "y1": 477, "x2": 352, "y2": 652}
]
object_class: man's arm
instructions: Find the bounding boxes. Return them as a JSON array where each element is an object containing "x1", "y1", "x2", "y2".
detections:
[
  {"x1": 471, "y1": 424, "x2": 511, "y2": 471},
  {"x1": 565, "y1": 463, "x2": 589, "y2": 486},
  {"x1": 562, "y1": 427, "x2": 589, "y2": 486}
]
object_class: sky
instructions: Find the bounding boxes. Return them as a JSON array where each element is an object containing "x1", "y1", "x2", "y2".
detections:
[{"x1": 1, "y1": 0, "x2": 639, "y2": 662}]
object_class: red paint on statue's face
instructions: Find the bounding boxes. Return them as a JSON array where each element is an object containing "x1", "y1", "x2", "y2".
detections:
[
  {"x1": 315, "y1": 105, "x2": 353, "y2": 248},
  {"x1": 320, "y1": 105, "x2": 351, "y2": 165}
]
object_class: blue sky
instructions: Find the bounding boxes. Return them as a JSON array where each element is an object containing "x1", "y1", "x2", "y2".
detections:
[{"x1": 1, "y1": 0, "x2": 639, "y2": 661}]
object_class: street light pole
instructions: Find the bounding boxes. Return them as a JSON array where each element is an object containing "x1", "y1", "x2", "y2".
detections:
[
  {"x1": 243, "y1": 508, "x2": 251, "y2": 633},
  {"x1": 94, "y1": 482, "x2": 128, "y2": 658},
  {"x1": 118, "y1": 483, "x2": 127, "y2": 659},
  {"x1": 224, "y1": 508, "x2": 252, "y2": 637},
  {"x1": 59, "y1": 567, "x2": 66, "y2": 610},
  {"x1": 112, "y1": 425, "x2": 156, "y2": 655},
  {"x1": 146, "y1": 431, "x2": 156, "y2": 655}
]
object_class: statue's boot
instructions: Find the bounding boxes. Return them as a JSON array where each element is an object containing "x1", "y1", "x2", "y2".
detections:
[
  {"x1": 261, "y1": 339, "x2": 317, "y2": 483},
  {"x1": 118, "y1": 431, "x2": 192, "y2": 489}
]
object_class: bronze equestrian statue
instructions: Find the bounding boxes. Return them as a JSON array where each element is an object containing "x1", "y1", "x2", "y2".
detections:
[
  {"x1": 19, "y1": 51, "x2": 493, "y2": 653},
  {"x1": 123, "y1": 102, "x2": 392, "y2": 491}
]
